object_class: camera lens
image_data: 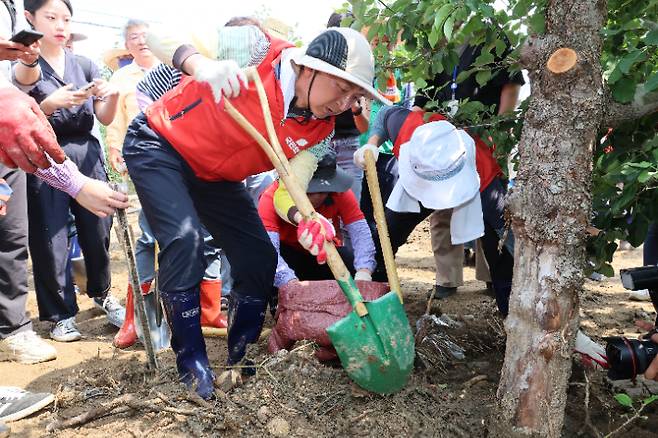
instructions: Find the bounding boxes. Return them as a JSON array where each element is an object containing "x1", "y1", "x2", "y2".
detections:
[{"x1": 605, "y1": 337, "x2": 658, "y2": 380}]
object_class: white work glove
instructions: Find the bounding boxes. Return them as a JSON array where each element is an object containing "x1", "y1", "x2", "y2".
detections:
[
  {"x1": 354, "y1": 270, "x2": 372, "y2": 281},
  {"x1": 574, "y1": 330, "x2": 608, "y2": 370},
  {"x1": 194, "y1": 58, "x2": 248, "y2": 102},
  {"x1": 353, "y1": 144, "x2": 379, "y2": 170}
]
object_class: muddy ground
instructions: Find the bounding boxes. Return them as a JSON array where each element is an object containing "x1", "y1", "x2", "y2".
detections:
[{"x1": 2, "y1": 216, "x2": 658, "y2": 437}]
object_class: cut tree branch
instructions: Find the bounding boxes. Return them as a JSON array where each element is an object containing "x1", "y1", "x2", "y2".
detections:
[{"x1": 604, "y1": 91, "x2": 658, "y2": 128}]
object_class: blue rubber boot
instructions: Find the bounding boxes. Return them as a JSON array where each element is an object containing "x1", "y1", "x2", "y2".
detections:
[
  {"x1": 227, "y1": 294, "x2": 268, "y2": 374},
  {"x1": 161, "y1": 288, "x2": 215, "y2": 399}
]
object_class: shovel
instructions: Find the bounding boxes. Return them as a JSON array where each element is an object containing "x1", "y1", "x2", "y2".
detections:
[
  {"x1": 111, "y1": 184, "x2": 158, "y2": 370},
  {"x1": 224, "y1": 67, "x2": 414, "y2": 394}
]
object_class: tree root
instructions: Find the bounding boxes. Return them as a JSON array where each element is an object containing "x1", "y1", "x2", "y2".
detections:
[{"x1": 46, "y1": 393, "x2": 209, "y2": 432}]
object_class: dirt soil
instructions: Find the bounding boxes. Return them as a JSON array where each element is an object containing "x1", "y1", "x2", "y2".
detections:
[{"x1": 3, "y1": 218, "x2": 658, "y2": 437}]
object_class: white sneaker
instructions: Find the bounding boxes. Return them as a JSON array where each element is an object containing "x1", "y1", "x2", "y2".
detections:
[
  {"x1": 628, "y1": 289, "x2": 651, "y2": 302},
  {"x1": 93, "y1": 295, "x2": 125, "y2": 328},
  {"x1": 50, "y1": 317, "x2": 81, "y2": 342},
  {"x1": 0, "y1": 331, "x2": 57, "y2": 364},
  {"x1": 0, "y1": 387, "x2": 54, "y2": 422}
]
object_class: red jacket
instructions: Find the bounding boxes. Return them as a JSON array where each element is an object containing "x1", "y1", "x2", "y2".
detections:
[
  {"x1": 393, "y1": 111, "x2": 502, "y2": 191},
  {"x1": 146, "y1": 37, "x2": 334, "y2": 182}
]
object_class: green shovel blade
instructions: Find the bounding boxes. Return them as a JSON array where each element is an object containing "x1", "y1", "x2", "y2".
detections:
[{"x1": 327, "y1": 291, "x2": 415, "y2": 394}]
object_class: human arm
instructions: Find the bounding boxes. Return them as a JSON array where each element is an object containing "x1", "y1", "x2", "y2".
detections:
[
  {"x1": 34, "y1": 156, "x2": 128, "y2": 217},
  {"x1": 267, "y1": 231, "x2": 299, "y2": 289},
  {"x1": 498, "y1": 83, "x2": 520, "y2": 115},
  {"x1": 345, "y1": 219, "x2": 376, "y2": 280}
]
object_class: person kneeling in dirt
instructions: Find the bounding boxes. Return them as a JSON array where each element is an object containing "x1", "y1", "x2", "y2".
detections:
[
  {"x1": 123, "y1": 24, "x2": 388, "y2": 399},
  {"x1": 354, "y1": 105, "x2": 512, "y2": 313},
  {"x1": 258, "y1": 151, "x2": 376, "y2": 294}
]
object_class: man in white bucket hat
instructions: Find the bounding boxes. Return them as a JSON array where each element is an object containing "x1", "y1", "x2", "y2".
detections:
[
  {"x1": 354, "y1": 104, "x2": 514, "y2": 316},
  {"x1": 121, "y1": 23, "x2": 387, "y2": 399}
]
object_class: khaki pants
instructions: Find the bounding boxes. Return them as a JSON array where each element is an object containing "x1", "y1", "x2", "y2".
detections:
[
  {"x1": 430, "y1": 210, "x2": 492, "y2": 287},
  {"x1": 429, "y1": 209, "x2": 463, "y2": 287}
]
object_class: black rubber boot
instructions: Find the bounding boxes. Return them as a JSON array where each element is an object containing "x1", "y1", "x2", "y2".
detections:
[
  {"x1": 227, "y1": 294, "x2": 268, "y2": 375},
  {"x1": 161, "y1": 288, "x2": 215, "y2": 399}
]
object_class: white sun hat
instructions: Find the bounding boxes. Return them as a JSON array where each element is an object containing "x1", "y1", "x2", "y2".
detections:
[
  {"x1": 291, "y1": 27, "x2": 390, "y2": 105},
  {"x1": 387, "y1": 120, "x2": 484, "y2": 244}
]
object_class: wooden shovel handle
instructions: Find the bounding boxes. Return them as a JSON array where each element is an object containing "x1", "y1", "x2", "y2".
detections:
[
  {"x1": 364, "y1": 150, "x2": 402, "y2": 303},
  {"x1": 224, "y1": 67, "x2": 368, "y2": 317}
]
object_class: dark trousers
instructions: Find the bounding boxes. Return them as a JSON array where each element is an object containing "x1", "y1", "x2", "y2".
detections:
[
  {"x1": 27, "y1": 141, "x2": 111, "y2": 322},
  {"x1": 371, "y1": 177, "x2": 514, "y2": 315},
  {"x1": 123, "y1": 115, "x2": 276, "y2": 301},
  {"x1": 644, "y1": 222, "x2": 658, "y2": 266},
  {"x1": 0, "y1": 165, "x2": 31, "y2": 338},
  {"x1": 360, "y1": 153, "x2": 399, "y2": 237},
  {"x1": 280, "y1": 243, "x2": 356, "y2": 282}
]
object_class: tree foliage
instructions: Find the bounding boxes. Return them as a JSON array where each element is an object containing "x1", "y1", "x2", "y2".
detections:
[{"x1": 345, "y1": 0, "x2": 658, "y2": 275}]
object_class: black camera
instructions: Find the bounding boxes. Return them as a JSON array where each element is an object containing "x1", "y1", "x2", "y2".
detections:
[
  {"x1": 605, "y1": 336, "x2": 658, "y2": 380},
  {"x1": 603, "y1": 266, "x2": 658, "y2": 380}
]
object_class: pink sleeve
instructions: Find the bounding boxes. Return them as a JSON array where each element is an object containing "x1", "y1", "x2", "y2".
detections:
[{"x1": 33, "y1": 157, "x2": 90, "y2": 198}]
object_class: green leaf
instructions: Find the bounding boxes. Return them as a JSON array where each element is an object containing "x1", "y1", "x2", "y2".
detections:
[
  {"x1": 476, "y1": 70, "x2": 492, "y2": 87},
  {"x1": 618, "y1": 50, "x2": 647, "y2": 74},
  {"x1": 612, "y1": 79, "x2": 637, "y2": 103},
  {"x1": 474, "y1": 51, "x2": 495, "y2": 66},
  {"x1": 429, "y1": 28, "x2": 440, "y2": 48},
  {"x1": 598, "y1": 263, "x2": 615, "y2": 278},
  {"x1": 645, "y1": 72, "x2": 658, "y2": 92},
  {"x1": 614, "y1": 393, "x2": 634, "y2": 408},
  {"x1": 646, "y1": 29, "x2": 658, "y2": 45},
  {"x1": 642, "y1": 394, "x2": 658, "y2": 405},
  {"x1": 638, "y1": 170, "x2": 653, "y2": 183},
  {"x1": 433, "y1": 4, "x2": 453, "y2": 30},
  {"x1": 443, "y1": 15, "x2": 456, "y2": 42}
]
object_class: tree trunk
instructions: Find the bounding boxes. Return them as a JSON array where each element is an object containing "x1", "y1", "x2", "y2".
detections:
[{"x1": 490, "y1": 1, "x2": 607, "y2": 436}]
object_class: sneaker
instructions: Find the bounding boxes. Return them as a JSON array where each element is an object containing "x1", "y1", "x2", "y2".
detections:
[
  {"x1": 427, "y1": 285, "x2": 457, "y2": 300},
  {"x1": 50, "y1": 317, "x2": 81, "y2": 342},
  {"x1": 0, "y1": 331, "x2": 57, "y2": 364},
  {"x1": 628, "y1": 289, "x2": 652, "y2": 302},
  {"x1": 93, "y1": 295, "x2": 125, "y2": 328},
  {"x1": 0, "y1": 387, "x2": 54, "y2": 422}
]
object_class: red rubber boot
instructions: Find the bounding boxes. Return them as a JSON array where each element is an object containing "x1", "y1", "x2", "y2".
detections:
[
  {"x1": 113, "y1": 281, "x2": 151, "y2": 348},
  {"x1": 200, "y1": 279, "x2": 228, "y2": 328}
]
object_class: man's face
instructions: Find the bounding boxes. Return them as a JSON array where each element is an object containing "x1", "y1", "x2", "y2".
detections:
[
  {"x1": 125, "y1": 25, "x2": 151, "y2": 60},
  {"x1": 308, "y1": 71, "x2": 365, "y2": 119}
]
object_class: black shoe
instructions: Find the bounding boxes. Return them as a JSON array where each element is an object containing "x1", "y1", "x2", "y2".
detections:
[
  {"x1": 0, "y1": 387, "x2": 54, "y2": 422},
  {"x1": 428, "y1": 285, "x2": 457, "y2": 300}
]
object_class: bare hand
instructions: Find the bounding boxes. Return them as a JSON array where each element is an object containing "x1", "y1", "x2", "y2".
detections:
[
  {"x1": 41, "y1": 84, "x2": 89, "y2": 113},
  {"x1": 107, "y1": 147, "x2": 126, "y2": 174},
  {"x1": 74, "y1": 179, "x2": 129, "y2": 217},
  {"x1": 92, "y1": 78, "x2": 118, "y2": 101},
  {"x1": 635, "y1": 320, "x2": 658, "y2": 381},
  {"x1": 0, "y1": 37, "x2": 36, "y2": 62},
  {"x1": 0, "y1": 86, "x2": 64, "y2": 172}
]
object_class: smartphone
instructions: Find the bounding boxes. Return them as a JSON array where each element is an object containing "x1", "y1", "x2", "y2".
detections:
[
  {"x1": 10, "y1": 29, "x2": 44, "y2": 46},
  {"x1": 80, "y1": 82, "x2": 97, "y2": 93}
]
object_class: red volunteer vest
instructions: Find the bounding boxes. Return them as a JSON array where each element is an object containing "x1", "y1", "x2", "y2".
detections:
[
  {"x1": 392, "y1": 111, "x2": 502, "y2": 191},
  {"x1": 146, "y1": 38, "x2": 334, "y2": 182}
]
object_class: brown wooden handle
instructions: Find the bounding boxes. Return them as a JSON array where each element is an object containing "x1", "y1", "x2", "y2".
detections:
[{"x1": 364, "y1": 150, "x2": 403, "y2": 303}]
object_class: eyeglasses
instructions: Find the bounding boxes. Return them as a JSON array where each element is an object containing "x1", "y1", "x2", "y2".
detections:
[{"x1": 127, "y1": 32, "x2": 147, "y2": 43}]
